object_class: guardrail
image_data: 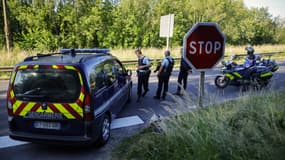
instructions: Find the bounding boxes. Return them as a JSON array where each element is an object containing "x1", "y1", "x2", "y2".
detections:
[
  {"x1": 0, "y1": 52, "x2": 283, "y2": 73},
  {"x1": 234, "y1": 51, "x2": 283, "y2": 58},
  {"x1": 0, "y1": 66, "x2": 14, "y2": 72}
]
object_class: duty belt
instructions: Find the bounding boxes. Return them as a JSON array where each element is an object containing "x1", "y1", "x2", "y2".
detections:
[{"x1": 138, "y1": 70, "x2": 148, "y2": 72}]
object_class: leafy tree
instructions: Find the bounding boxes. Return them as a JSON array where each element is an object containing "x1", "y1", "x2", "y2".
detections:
[
  {"x1": 275, "y1": 17, "x2": 285, "y2": 44},
  {"x1": 1, "y1": 0, "x2": 284, "y2": 51},
  {"x1": 7, "y1": 0, "x2": 58, "y2": 50}
]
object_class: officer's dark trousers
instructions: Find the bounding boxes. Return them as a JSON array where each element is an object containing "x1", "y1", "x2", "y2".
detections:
[
  {"x1": 156, "y1": 73, "x2": 170, "y2": 99},
  {"x1": 177, "y1": 71, "x2": 188, "y2": 92},
  {"x1": 137, "y1": 74, "x2": 149, "y2": 96}
]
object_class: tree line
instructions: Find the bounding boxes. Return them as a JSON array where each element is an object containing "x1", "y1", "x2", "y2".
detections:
[{"x1": 1, "y1": 0, "x2": 285, "y2": 51}]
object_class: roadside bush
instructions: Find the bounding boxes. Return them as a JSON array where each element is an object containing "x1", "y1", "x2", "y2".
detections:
[{"x1": 112, "y1": 90, "x2": 285, "y2": 160}]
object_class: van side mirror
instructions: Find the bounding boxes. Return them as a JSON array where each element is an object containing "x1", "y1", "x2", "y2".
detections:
[{"x1": 118, "y1": 69, "x2": 132, "y2": 77}]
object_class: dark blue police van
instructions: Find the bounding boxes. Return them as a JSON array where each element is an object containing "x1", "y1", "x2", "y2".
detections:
[{"x1": 6, "y1": 49, "x2": 132, "y2": 146}]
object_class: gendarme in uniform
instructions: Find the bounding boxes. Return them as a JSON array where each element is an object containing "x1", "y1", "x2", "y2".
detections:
[
  {"x1": 154, "y1": 50, "x2": 174, "y2": 100},
  {"x1": 135, "y1": 49, "x2": 151, "y2": 102}
]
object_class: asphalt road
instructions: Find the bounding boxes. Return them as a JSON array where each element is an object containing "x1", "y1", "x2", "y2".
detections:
[{"x1": 0, "y1": 60, "x2": 285, "y2": 160}]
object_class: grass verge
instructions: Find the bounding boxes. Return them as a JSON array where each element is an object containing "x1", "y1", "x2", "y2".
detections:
[{"x1": 112, "y1": 90, "x2": 285, "y2": 160}]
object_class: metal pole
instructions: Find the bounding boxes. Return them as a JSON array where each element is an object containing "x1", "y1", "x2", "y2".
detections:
[
  {"x1": 166, "y1": 37, "x2": 169, "y2": 50},
  {"x1": 198, "y1": 71, "x2": 205, "y2": 108},
  {"x1": 166, "y1": 14, "x2": 171, "y2": 50}
]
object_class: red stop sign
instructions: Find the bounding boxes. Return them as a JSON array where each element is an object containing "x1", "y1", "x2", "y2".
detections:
[{"x1": 183, "y1": 22, "x2": 226, "y2": 71}]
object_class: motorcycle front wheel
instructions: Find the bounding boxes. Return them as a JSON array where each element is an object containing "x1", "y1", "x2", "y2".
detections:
[{"x1": 215, "y1": 75, "x2": 230, "y2": 89}]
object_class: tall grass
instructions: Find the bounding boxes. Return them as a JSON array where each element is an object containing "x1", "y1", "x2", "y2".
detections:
[
  {"x1": 0, "y1": 48, "x2": 36, "y2": 66},
  {"x1": 112, "y1": 90, "x2": 285, "y2": 160},
  {"x1": 1, "y1": 44, "x2": 285, "y2": 66},
  {"x1": 108, "y1": 44, "x2": 285, "y2": 61}
]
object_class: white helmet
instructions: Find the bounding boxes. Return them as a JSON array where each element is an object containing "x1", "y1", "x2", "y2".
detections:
[{"x1": 245, "y1": 45, "x2": 254, "y2": 55}]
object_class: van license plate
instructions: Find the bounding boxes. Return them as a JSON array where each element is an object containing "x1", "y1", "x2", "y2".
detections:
[{"x1": 34, "y1": 121, "x2": 60, "y2": 130}]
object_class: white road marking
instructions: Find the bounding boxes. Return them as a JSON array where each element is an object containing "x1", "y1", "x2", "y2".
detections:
[
  {"x1": 0, "y1": 136, "x2": 28, "y2": 149},
  {"x1": 111, "y1": 115, "x2": 144, "y2": 129},
  {"x1": 0, "y1": 115, "x2": 144, "y2": 149}
]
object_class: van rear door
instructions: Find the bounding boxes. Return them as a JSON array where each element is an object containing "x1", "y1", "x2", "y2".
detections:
[{"x1": 10, "y1": 65, "x2": 84, "y2": 119}]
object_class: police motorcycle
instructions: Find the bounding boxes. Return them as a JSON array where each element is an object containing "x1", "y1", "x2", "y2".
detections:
[{"x1": 215, "y1": 54, "x2": 274, "y2": 90}]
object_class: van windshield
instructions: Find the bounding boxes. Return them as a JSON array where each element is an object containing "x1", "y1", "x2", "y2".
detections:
[{"x1": 13, "y1": 69, "x2": 81, "y2": 103}]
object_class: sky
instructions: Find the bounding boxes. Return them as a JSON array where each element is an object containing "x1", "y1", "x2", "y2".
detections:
[{"x1": 243, "y1": 0, "x2": 285, "y2": 18}]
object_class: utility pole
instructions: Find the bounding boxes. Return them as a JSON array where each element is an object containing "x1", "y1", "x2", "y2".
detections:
[{"x1": 2, "y1": 0, "x2": 10, "y2": 53}]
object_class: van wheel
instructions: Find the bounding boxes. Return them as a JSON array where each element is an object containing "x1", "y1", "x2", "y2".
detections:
[{"x1": 97, "y1": 114, "x2": 111, "y2": 146}]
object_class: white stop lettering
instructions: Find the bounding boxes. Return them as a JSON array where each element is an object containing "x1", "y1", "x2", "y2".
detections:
[{"x1": 189, "y1": 41, "x2": 221, "y2": 54}]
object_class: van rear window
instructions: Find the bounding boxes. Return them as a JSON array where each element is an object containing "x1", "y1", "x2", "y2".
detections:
[{"x1": 13, "y1": 69, "x2": 81, "y2": 103}]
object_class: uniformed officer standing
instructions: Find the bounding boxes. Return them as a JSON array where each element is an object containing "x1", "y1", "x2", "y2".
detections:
[
  {"x1": 174, "y1": 48, "x2": 192, "y2": 95},
  {"x1": 135, "y1": 49, "x2": 151, "y2": 102},
  {"x1": 154, "y1": 50, "x2": 174, "y2": 100}
]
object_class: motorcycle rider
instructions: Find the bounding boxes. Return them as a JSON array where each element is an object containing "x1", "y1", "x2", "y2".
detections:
[
  {"x1": 243, "y1": 45, "x2": 256, "y2": 78},
  {"x1": 244, "y1": 45, "x2": 256, "y2": 68}
]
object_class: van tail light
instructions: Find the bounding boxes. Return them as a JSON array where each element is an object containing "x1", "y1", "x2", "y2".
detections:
[
  {"x1": 83, "y1": 93, "x2": 93, "y2": 121},
  {"x1": 7, "y1": 100, "x2": 14, "y2": 116},
  {"x1": 6, "y1": 85, "x2": 14, "y2": 120}
]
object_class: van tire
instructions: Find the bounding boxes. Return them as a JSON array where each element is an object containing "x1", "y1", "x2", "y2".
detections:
[{"x1": 97, "y1": 114, "x2": 111, "y2": 146}]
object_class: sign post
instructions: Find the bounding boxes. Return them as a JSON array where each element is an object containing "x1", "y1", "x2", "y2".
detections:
[
  {"x1": 160, "y1": 14, "x2": 174, "y2": 50},
  {"x1": 183, "y1": 22, "x2": 226, "y2": 107},
  {"x1": 198, "y1": 71, "x2": 205, "y2": 107}
]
